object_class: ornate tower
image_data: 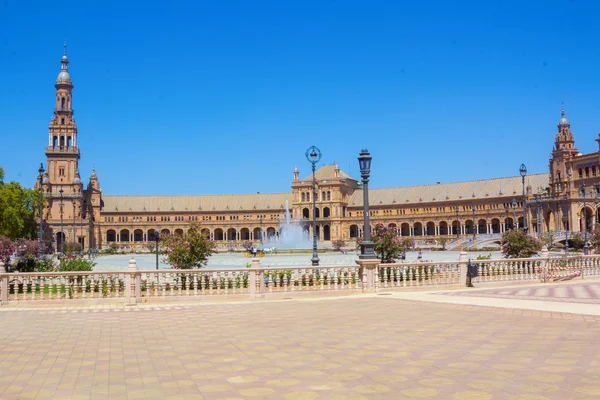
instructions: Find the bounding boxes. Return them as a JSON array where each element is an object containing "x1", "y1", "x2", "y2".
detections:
[
  {"x1": 43, "y1": 44, "x2": 85, "y2": 251},
  {"x1": 549, "y1": 106, "x2": 578, "y2": 196}
]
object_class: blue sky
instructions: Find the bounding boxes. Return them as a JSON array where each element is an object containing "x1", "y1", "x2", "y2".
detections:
[{"x1": 1, "y1": 0, "x2": 600, "y2": 195}]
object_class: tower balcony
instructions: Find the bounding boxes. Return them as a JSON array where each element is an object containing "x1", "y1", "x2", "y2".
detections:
[
  {"x1": 45, "y1": 146, "x2": 80, "y2": 155},
  {"x1": 55, "y1": 107, "x2": 74, "y2": 113}
]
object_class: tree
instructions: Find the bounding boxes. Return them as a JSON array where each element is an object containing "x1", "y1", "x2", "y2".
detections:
[
  {"x1": 588, "y1": 227, "x2": 600, "y2": 253},
  {"x1": 567, "y1": 232, "x2": 585, "y2": 250},
  {"x1": 501, "y1": 229, "x2": 543, "y2": 258},
  {"x1": 0, "y1": 173, "x2": 38, "y2": 239},
  {"x1": 332, "y1": 239, "x2": 345, "y2": 251},
  {"x1": 0, "y1": 235, "x2": 16, "y2": 265},
  {"x1": 160, "y1": 222, "x2": 216, "y2": 269},
  {"x1": 370, "y1": 224, "x2": 415, "y2": 263}
]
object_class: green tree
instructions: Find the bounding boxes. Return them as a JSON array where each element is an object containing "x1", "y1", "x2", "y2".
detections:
[
  {"x1": 0, "y1": 166, "x2": 4, "y2": 183},
  {"x1": 369, "y1": 224, "x2": 414, "y2": 263},
  {"x1": 501, "y1": 229, "x2": 543, "y2": 258},
  {"x1": 588, "y1": 227, "x2": 600, "y2": 253},
  {"x1": 567, "y1": 232, "x2": 585, "y2": 250},
  {"x1": 332, "y1": 239, "x2": 345, "y2": 251},
  {"x1": 0, "y1": 172, "x2": 38, "y2": 239},
  {"x1": 160, "y1": 222, "x2": 216, "y2": 269}
]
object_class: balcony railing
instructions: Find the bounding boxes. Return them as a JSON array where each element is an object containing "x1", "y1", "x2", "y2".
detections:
[{"x1": 1, "y1": 254, "x2": 599, "y2": 304}]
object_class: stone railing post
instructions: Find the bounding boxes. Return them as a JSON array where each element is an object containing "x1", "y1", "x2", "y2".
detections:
[
  {"x1": 355, "y1": 259, "x2": 380, "y2": 292},
  {"x1": 249, "y1": 258, "x2": 264, "y2": 297},
  {"x1": 459, "y1": 251, "x2": 469, "y2": 287},
  {"x1": 0, "y1": 261, "x2": 7, "y2": 305},
  {"x1": 126, "y1": 257, "x2": 139, "y2": 304},
  {"x1": 540, "y1": 245, "x2": 549, "y2": 281}
]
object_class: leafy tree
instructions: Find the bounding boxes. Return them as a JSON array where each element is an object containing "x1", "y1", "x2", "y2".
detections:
[
  {"x1": 160, "y1": 222, "x2": 216, "y2": 269},
  {"x1": 540, "y1": 231, "x2": 555, "y2": 249},
  {"x1": 567, "y1": 232, "x2": 585, "y2": 250},
  {"x1": 438, "y1": 238, "x2": 447, "y2": 250},
  {"x1": 588, "y1": 226, "x2": 600, "y2": 253},
  {"x1": 332, "y1": 239, "x2": 345, "y2": 251},
  {"x1": 501, "y1": 229, "x2": 542, "y2": 258},
  {"x1": 60, "y1": 255, "x2": 95, "y2": 271},
  {"x1": 0, "y1": 173, "x2": 38, "y2": 239},
  {"x1": 0, "y1": 235, "x2": 16, "y2": 265},
  {"x1": 13, "y1": 238, "x2": 40, "y2": 272},
  {"x1": 0, "y1": 166, "x2": 4, "y2": 184},
  {"x1": 369, "y1": 224, "x2": 415, "y2": 263}
]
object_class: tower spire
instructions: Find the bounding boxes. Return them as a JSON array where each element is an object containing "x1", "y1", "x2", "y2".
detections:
[{"x1": 64, "y1": 40, "x2": 67, "y2": 56}]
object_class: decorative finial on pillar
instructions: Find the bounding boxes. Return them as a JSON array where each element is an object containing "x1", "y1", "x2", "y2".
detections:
[{"x1": 64, "y1": 40, "x2": 67, "y2": 56}]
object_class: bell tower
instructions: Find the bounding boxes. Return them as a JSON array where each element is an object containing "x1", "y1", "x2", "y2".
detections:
[
  {"x1": 45, "y1": 42, "x2": 80, "y2": 184},
  {"x1": 43, "y1": 44, "x2": 85, "y2": 251},
  {"x1": 549, "y1": 105, "x2": 578, "y2": 196}
]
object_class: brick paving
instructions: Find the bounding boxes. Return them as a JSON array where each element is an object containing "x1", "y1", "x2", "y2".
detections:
[
  {"x1": 2, "y1": 290, "x2": 600, "y2": 399},
  {"x1": 439, "y1": 281, "x2": 600, "y2": 304}
]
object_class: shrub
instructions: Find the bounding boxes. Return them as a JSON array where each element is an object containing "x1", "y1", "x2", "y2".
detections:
[
  {"x1": 160, "y1": 222, "x2": 216, "y2": 269},
  {"x1": 332, "y1": 239, "x2": 345, "y2": 251},
  {"x1": 60, "y1": 256, "x2": 95, "y2": 272},
  {"x1": 501, "y1": 229, "x2": 542, "y2": 258}
]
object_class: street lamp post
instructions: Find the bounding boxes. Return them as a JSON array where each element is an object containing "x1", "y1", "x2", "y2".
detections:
[
  {"x1": 535, "y1": 195, "x2": 541, "y2": 238},
  {"x1": 154, "y1": 230, "x2": 160, "y2": 270},
  {"x1": 504, "y1": 205, "x2": 509, "y2": 232},
  {"x1": 59, "y1": 186, "x2": 64, "y2": 254},
  {"x1": 358, "y1": 149, "x2": 376, "y2": 259},
  {"x1": 520, "y1": 163, "x2": 528, "y2": 233},
  {"x1": 455, "y1": 205, "x2": 460, "y2": 246},
  {"x1": 564, "y1": 194, "x2": 569, "y2": 254},
  {"x1": 471, "y1": 204, "x2": 476, "y2": 245},
  {"x1": 71, "y1": 199, "x2": 76, "y2": 255},
  {"x1": 582, "y1": 183, "x2": 589, "y2": 255},
  {"x1": 306, "y1": 145, "x2": 322, "y2": 266},
  {"x1": 512, "y1": 198, "x2": 517, "y2": 229},
  {"x1": 258, "y1": 216, "x2": 263, "y2": 244},
  {"x1": 37, "y1": 164, "x2": 45, "y2": 258},
  {"x1": 88, "y1": 213, "x2": 93, "y2": 260}
]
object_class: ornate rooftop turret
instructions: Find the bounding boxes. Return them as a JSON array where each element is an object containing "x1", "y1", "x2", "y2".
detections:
[{"x1": 56, "y1": 42, "x2": 72, "y2": 86}]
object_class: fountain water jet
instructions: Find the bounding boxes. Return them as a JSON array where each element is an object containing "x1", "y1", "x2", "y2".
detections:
[{"x1": 262, "y1": 200, "x2": 313, "y2": 249}]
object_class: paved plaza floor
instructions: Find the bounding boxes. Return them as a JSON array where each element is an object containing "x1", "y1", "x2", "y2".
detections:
[{"x1": 2, "y1": 281, "x2": 600, "y2": 399}]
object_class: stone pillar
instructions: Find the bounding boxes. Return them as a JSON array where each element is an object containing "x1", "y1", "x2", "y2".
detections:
[
  {"x1": 126, "y1": 257, "x2": 139, "y2": 304},
  {"x1": 355, "y1": 259, "x2": 380, "y2": 292},
  {"x1": 249, "y1": 258, "x2": 264, "y2": 297},
  {"x1": 459, "y1": 251, "x2": 469, "y2": 288},
  {"x1": 0, "y1": 260, "x2": 7, "y2": 305}
]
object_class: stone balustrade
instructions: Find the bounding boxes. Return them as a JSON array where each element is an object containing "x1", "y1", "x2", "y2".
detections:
[{"x1": 1, "y1": 252, "x2": 600, "y2": 305}]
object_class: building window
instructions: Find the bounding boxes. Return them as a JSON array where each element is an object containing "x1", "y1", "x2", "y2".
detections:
[{"x1": 59, "y1": 168, "x2": 65, "y2": 176}]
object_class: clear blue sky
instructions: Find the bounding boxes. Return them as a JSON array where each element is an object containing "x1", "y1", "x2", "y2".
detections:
[{"x1": 2, "y1": 0, "x2": 600, "y2": 195}]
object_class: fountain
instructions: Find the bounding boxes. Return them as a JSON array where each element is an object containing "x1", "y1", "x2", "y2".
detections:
[{"x1": 262, "y1": 200, "x2": 313, "y2": 250}]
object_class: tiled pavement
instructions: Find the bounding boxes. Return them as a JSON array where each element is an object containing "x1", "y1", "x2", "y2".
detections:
[
  {"x1": 439, "y1": 282, "x2": 600, "y2": 304},
  {"x1": 2, "y1": 285, "x2": 600, "y2": 399}
]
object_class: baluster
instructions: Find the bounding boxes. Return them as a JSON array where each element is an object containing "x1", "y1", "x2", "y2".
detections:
[
  {"x1": 418, "y1": 266, "x2": 423, "y2": 286},
  {"x1": 191, "y1": 272, "x2": 197, "y2": 295},
  {"x1": 310, "y1": 269, "x2": 316, "y2": 291}
]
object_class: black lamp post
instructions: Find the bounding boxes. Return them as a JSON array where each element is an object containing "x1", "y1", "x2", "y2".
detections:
[
  {"x1": 88, "y1": 213, "x2": 93, "y2": 260},
  {"x1": 535, "y1": 195, "x2": 542, "y2": 238},
  {"x1": 564, "y1": 194, "x2": 569, "y2": 254},
  {"x1": 471, "y1": 204, "x2": 476, "y2": 244},
  {"x1": 71, "y1": 199, "x2": 76, "y2": 255},
  {"x1": 306, "y1": 145, "x2": 322, "y2": 266},
  {"x1": 504, "y1": 205, "x2": 509, "y2": 232},
  {"x1": 595, "y1": 185, "x2": 600, "y2": 228},
  {"x1": 258, "y1": 216, "x2": 263, "y2": 244},
  {"x1": 358, "y1": 149, "x2": 375, "y2": 259},
  {"x1": 455, "y1": 205, "x2": 460, "y2": 246},
  {"x1": 520, "y1": 163, "x2": 528, "y2": 233},
  {"x1": 512, "y1": 198, "x2": 517, "y2": 229},
  {"x1": 37, "y1": 163, "x2": 45, "y2": 258},
  {"x1": 59, "y1": 186, "x2": 64, "y2": 254},
  {"x1": 582, "y1": 183, "x2": 589, "y2": 255},
  {"x1": 154, "y1": 230, "x2": 160, "y2": 270}
]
